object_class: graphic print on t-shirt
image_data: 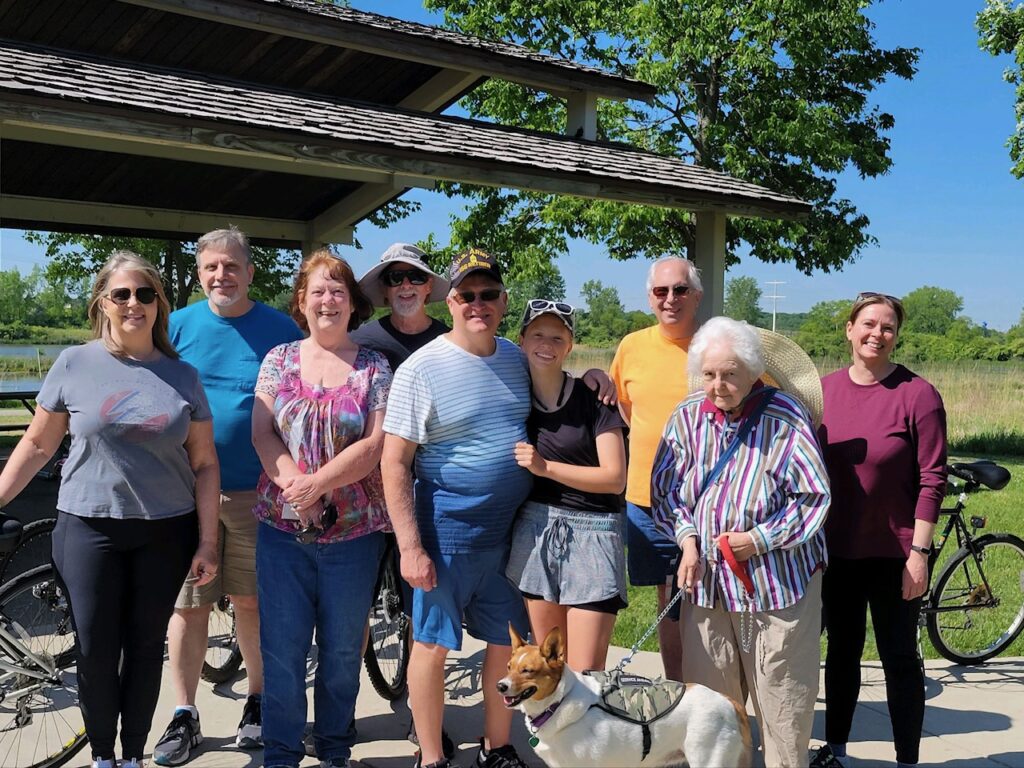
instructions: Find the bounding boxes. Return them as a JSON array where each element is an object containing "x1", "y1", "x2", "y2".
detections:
[{"x1": 100, "y1": 389, "x2": 171, "y2": 443}]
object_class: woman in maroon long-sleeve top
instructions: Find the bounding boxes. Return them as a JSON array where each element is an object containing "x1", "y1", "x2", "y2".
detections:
[{"x1": 811, "y1": 293, "x2": 947, "y2": 768}]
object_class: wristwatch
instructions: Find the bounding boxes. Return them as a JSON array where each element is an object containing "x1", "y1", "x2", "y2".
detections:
[{"x1": 910, "y1": 544, "x2": 932, "y2": 556}]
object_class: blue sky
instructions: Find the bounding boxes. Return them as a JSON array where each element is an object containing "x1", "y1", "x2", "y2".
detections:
[{"x1": 2, "y1": 0, "x2": 1022, "y2": 328}]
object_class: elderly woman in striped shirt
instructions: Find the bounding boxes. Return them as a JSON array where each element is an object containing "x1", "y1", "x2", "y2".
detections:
[{"x1": 651, "y1": 316, "x2": 830, "y2": 768}]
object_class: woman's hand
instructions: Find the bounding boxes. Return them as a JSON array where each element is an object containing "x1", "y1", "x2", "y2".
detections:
[
  {"x1": 189, "y1": 540, "x2": 219, "y2": 588},
  {"x1": 676, "y1": 537, "x2": 704, "y2": 593},
  {"x1": 514, "y1": 442, "x2": 548, "y2": 477},
  {"x1": 903, "y1": 551, "x2": 929, "y2": 600},
  {"x1": 297, "y1": 498, "x2": 324, "y2": 530},
  {"x1": 281, "y1": 472, "x2": 324, "y2": 510},
  {"x1": 719, "y1": 531, "x2": 758, "y2": 562}
]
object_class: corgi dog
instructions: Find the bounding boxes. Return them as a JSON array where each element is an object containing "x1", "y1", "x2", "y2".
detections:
[{"x1": 498, "y1": 625, "x2": 751, "y2": 768}]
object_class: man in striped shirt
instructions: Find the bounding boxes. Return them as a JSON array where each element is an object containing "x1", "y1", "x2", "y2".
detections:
[{"x1": 381, "y1": 249, "x2": 532, "y2": 768}]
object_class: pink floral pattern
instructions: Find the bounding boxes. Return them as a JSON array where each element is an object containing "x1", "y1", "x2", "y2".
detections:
[{"x1": 253, "y1": 341, "x2": 391, "y2": 543}]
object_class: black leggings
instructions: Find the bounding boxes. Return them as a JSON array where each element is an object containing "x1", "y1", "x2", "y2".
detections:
[
  {"x1": 822, "y1": 556, "x2": 924, "y2": 765},
  {"x1": 52, "y1": 511, "x2": 197, "y2": 760}
]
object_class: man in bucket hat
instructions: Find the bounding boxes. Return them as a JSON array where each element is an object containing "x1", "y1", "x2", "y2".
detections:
[{"x1": 353, "y1": 243, "x2": 451, "y2": 371}]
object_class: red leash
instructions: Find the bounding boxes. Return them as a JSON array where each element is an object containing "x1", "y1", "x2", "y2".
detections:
[{"x1": 717, "y1": 533, "x2": 756, "y2": 596}]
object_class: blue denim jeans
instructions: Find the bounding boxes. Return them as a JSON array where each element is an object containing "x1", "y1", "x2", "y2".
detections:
[{"x1": 257, "y1": 523, "x2": 384, "y2": 767}]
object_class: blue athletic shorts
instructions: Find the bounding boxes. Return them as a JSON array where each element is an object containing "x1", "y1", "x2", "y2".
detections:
[
  {"x1": 625, "y1": 502, "x2": 680, "y2": 587},
  {"x1": 412, "y1": 546, "x2": 529, "y2": 650}
]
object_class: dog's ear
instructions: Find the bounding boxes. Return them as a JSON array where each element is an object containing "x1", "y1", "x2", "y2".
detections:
[
  {"x1": 509, "y1": 622, "x2": 526, "y2": 650},
  {"x1": 541, "y1": 626, "x2": 566, "y2": 664}
]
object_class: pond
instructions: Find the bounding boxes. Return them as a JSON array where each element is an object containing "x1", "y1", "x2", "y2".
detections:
[{"x1": 0, "y1": 344, "x2": 72, "y2": 358}]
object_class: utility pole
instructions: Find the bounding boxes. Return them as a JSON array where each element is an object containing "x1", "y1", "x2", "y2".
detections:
[{"x1": 765, "y1": 281, "x2": 785, "y2": 332}]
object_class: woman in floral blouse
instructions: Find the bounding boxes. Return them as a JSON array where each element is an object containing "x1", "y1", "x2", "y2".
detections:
[{"x1": 251, "y1": 250, "x2": 392, "y2": 768}]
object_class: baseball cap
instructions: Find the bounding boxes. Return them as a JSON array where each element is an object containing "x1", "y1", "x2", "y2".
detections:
[{"x1": 449, "y1": 248, "x2": 503, "y2": 288}]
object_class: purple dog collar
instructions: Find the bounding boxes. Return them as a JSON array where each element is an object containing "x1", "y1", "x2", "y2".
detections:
[{"x1": 528, "y1": 700, "x2": 562, "y2": 745}]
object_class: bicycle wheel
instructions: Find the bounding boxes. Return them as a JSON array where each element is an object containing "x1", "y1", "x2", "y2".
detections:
[
  {"x1": 0, "y1": 564, "x2": 87, "y2": 768},
  {"x1": 926, "y1": 533, "x2": 1024, "y2": 664},
  {"x1": 363, "y1": 545, "x2": 410, "y2": 700},
  {"x1": 0, "y1": 519, "x2": 56, "y2": 585},
  {"x1": 201, "y1": 595, "x2": 242, "y2": 684}
]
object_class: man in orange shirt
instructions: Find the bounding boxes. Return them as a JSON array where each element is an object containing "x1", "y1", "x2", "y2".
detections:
[{"x1": 610, "y1": 256, "x2": 702, "y2": 682}]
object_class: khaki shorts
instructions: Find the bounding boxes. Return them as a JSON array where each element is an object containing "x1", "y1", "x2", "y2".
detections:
[{"x1": 175, "y1": 490, "x2": 259, "y2": 609}]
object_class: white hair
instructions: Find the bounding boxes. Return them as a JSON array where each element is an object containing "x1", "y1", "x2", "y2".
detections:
[
  {"x1": 646, "y1": 256, "x2": 703, "y2": 293},
  {"x1": 688, "y1": 316, "x2": 765, "y2": 379}
]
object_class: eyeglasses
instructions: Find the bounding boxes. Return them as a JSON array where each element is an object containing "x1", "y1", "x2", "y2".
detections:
[
  {"x1": 452, "y1": 288, "x2": 503, "y2": 304},
  {"x1": 382, "y1": 269, "x2": 429, "y2": 287},
  {"x1": 651, "y1": 284, "x2": 691, "y2": 299},
  {"x1": 107, "y1": 286, "x2": 157, "y2": 305}
]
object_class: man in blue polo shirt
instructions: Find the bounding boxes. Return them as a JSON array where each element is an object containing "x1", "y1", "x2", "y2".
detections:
[
  {"x1": 382, "y1": 249, "x2": 532, "y2": 768},
  {"x1": 153, "y1": 228, "x2": 302, "y2": 766}
]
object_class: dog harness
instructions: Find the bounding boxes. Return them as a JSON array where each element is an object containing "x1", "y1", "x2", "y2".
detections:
[{"x1": 584, "y1": 671, "x2": 685, "y2": 761}]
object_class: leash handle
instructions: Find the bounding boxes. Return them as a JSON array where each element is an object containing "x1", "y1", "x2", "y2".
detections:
[{"x1": 717, "y1": 533, "x2": 756, "y2": 596}]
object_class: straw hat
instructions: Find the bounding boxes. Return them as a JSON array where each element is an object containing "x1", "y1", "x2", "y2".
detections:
[
  {"x1": 689, "y1": 326, "x2": 823, "y2": 427},
  {"x1": 357, "y1": 243, "x2": 450, "y2": 307}
]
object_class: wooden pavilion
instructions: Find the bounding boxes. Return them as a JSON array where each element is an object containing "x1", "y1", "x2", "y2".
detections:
[{"x1": 0, "y1": 0, "x2": 811, "y2": 316}]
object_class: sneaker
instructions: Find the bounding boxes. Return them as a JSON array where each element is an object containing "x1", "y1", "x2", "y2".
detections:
[
  {"x1": 810, "y1": 744, "x2": 851, "y2": 768},
  {"x1": 475, "y1": 740, "x2": 529, "y2": 768},
  {"x1": 319, "y1": 759, "x2": 350, "y2": 768},
  {"x1": 414, "y1": 755, "x2": 460, "y2": 768},
  {"x1": 91, "y1": 759, "x2": 116, "y2": 768},
  {"x1": 152, "y1": 710, "x2": 203, "y2": 766},
  {"x1": 235, "y1": 694, "x2": 263, "y2": 749},
  {"x1": 407, "y1": 720, "x2": 455, "y2": 760},
  {"x1": 122, "y1": 760, "x2": 146, "y2": 768}
]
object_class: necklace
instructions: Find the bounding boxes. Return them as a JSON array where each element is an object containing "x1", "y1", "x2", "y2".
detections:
[{"x1": 533, "y1": 372, "x2": 569, "y2": 411}]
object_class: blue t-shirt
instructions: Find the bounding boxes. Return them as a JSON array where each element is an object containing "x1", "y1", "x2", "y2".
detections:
[
  {"x1": 38, "y1": 341, "x2": 211, "y2": 520},
  {"x1": 169, "y1": 300, "x2": 302, "y2": 491},
  {"x1": 382, "y1": 336, "x2": 532, "y2": 553}
]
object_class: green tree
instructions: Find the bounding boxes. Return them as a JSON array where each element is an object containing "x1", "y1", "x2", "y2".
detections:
[
  {"x1": 424, "y1": 0, "x2": 917, "y2": 273},
  {"x1": 23, "y1": 232, "x2": 300, "y2": 309},
  {"x1": 724, "y1": 276, "x2": 766, "y2": 326},
  {"x1": 795, "y1": 300, "x2": 851, "y2": 358},
  {"x1": 577, "y1": 280, "x2": 631, "y2": 346},
  {"x1": 978, "y1": 0, "x2": 1024, "y2": 177},
  {"x1": 502, "y1": 264, "x2": 567, "y2": 339},
  {"x1": 900, "y1": 286, "x2": 963, "y2": 336},
  {"x1": 0, "y1": 269, "x2": 34, "y2": 325}
]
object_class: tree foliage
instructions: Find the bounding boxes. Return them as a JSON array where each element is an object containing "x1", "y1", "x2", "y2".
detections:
[
  {"x1": 576, "y1": 280, "x2": 654, "y2": 346},
  {"x1": 724, "y1": 276, "x2": 766, "y2": 326},
  {"x1": 23, "y1": 232, "x2": 301, "y2": 309},
  {"x1": 978, "y1": 0, "x2": 1024, "y2": 177},
  {"x1": 424, "y1": 0, "x2": 917, "y2": 274},
  {"x1": 900, "y1": 286, "x2": 963, "y2": 336}
]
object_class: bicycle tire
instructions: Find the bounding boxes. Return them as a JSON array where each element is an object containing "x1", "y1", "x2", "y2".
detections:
[
  {"x1": 363, "y1": 545, "x2": 410, "y2": 700},
  {"x1": 926, "y1": 532, "x2": 1024, "y2": 664},
  {"x1": 0, "y1": 518, "x2": 57, "y2": 585},
  {"x1": 0, "y1": 563, "x2": 87, "y2": 768},
  {"x1": 201, "y1": 595, "x2": 242, "y2": 684}
]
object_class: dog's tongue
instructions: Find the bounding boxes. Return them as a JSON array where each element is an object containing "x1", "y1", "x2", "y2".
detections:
[{"x1": 502, "y1": 695, "x2": 516, "y2": 707}]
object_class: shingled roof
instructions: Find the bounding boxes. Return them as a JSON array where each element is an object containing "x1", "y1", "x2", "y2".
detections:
[{"x1": 0, "y1": 43, "x2": 809, "y2": 222}]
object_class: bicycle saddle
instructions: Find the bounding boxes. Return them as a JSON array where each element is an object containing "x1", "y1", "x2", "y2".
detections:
[
  {"x1": 0, "y1": 511, "x2": 23, "y2": 554},
  {"x1": 948, "y1": 461, "x2": 1011, "y2": 491}
]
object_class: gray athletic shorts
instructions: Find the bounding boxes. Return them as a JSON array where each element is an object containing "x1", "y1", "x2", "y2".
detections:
[{"x1": 506, "y1": 500, "x2": 628, "y2": 608}]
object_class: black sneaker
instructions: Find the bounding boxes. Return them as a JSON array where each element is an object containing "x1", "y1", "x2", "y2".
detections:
[
  {"x1": 235, "y1": 694, "x2": 262, "y2": 749},
  {"x1": 809, "y1": 744, "x2": 850, "y2": 768},
  {"x1": 152, "y1": 710, "x2": 203, "y2": 766},
  {"x1": 413, "y1": 754, "x2": 460, "y2": 768},
  {"x1": 407, "y1": 720, "x2": 455, "y2": 759},
  {"x1": 475, "y1": 740, "x2": 529, "y2": 768}
]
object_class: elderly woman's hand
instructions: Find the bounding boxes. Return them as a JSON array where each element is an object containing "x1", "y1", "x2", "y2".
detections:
[
  {"x1": 676, "y1": 536, "x2": 704, "y2": 593},
  {"x1": 719, "y1": 531, "x2": 758, "y2": 562}
]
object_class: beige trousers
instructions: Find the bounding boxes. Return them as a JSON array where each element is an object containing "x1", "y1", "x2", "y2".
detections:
[{"x1": 681, "y1": 570, "x2": 822, "y2": 768}]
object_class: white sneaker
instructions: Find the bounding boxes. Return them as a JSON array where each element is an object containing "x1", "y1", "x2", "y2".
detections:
[
  {"x1": 91, "y1": 759, "x2": 116, "y2": 768},
  {"x1": 122, "y1": 760, "x2": 146, "y2": 768}
]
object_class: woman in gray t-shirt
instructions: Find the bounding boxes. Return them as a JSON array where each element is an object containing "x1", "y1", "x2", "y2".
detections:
[{"x1": 0, "y1": 250, "x2": 220, "y2": 768}]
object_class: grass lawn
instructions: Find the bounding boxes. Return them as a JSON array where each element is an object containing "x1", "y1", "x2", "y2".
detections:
[{"x1": 612, "y1": 455, "x2": 1024, "y2": 662}]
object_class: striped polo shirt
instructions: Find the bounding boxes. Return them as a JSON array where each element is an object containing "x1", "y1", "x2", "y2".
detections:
[
  {"x1": 651, "y1": 388, "x2": 830, "y2": 612},
  {"x1": 383, "y1": 335, "x2": 532, "y2": 554}
]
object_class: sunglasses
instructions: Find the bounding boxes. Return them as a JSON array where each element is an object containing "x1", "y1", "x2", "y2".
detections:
[
  {"x1": 651, "y1": 284, "x2": 691, "y2": 299},
  {"x1": 107, "y1": 286, "x2": 158, "y2": 305},
  {"x1": 295, "y1": 503, "x2": 339, "y2": 544},
  {"x1": 527, "y1": 299, "x2": 574, "y2": 315},
  {"x1": 452, "y1": 288, "x2": 503, "y2": 304},
  {"x1": 855, "y1": 291, "x2": 902, "y2": 305},
  {"x1": 382, "y1": 269, "x2": 429, "y2": 287}
]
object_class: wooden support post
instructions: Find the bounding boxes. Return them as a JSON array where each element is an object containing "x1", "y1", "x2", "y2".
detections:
[
  {"x1": 566, "y1": 91, "x2": 598, "y2": 140},
  {"x1": 694, "y1": 211, "x2": 726, "y2": 323}
]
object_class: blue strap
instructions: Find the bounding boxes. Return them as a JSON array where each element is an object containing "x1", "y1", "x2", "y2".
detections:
[{"x1": 697, "y1": 387, "x2": 778, "y2": 496}]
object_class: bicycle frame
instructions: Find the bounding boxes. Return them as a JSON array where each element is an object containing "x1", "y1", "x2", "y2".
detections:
[{"x1": 0, "y1": 620, "x2": 59, "y2": 698}]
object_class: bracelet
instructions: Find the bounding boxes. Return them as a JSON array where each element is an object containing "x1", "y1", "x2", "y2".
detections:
[{"x1": 910, "y1": 544, "x2": 932, "y2": 556}]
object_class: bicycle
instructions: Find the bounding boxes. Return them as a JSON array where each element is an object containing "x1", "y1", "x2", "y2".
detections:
[
  {"x1": 202, "y1": 594, "x2": 242, "y2": 684},
  {"x1": 0, "y1": 513, "x2": 85, "y2": 768},
  {"x1": 921, "y1": 460, "x2": 1024, "y2": 664},
  {"x1": 363, "y1": 534, "x2": 410, "y2": 700}
]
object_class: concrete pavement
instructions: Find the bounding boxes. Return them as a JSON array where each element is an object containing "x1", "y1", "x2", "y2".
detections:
[{"x1": 68, "y1": 642, "x2": 1024, "y2": 767}]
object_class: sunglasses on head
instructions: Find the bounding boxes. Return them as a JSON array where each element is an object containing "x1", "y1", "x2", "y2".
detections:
[
  {"x1": 452, "y1": 288, "x2": 503, "y2": 304},
  {"x1": 382, "y1": 268, "x2": 429, "y2": 287},
  {"x1": 107, "y1": 286, "x2": 157, "y2": 305},
  {"x1": 527, "y1": 299, "x2": 574, "y2": 315},
  {"x1": 855, "y1": 291, "x2": 902, "y2": 305},
  {"x1": 651, "y1": 284, "x2": 691, "y2": 299}
]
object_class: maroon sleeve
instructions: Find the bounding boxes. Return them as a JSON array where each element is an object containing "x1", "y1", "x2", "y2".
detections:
[{"x1": 909, "y1": 381, "x2": 947, "y2": 524}]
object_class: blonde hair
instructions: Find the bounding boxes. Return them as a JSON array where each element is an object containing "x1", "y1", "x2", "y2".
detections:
[{"x1": 88, "y1": 250, "x2": 178, "y2": 359}]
